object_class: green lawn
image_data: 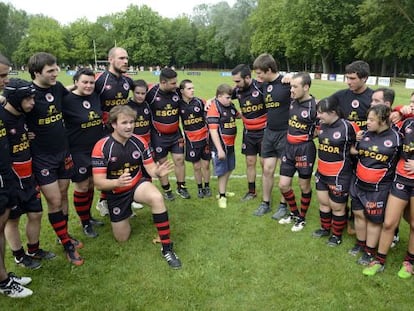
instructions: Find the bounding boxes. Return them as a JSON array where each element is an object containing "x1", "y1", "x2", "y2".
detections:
[{"x1": 1, "y1": 71, "x2": 413, "y2": 310}]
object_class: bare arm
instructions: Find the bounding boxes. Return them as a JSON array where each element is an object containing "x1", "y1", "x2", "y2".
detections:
[
  {"x1": 93, "y1": 172, "x2": 131, "y2": 191},
  {"x1": 210, "y1": 128, "x2": 226, "y2": 160}
]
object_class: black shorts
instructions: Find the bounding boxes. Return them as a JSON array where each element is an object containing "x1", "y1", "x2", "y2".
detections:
[
  {"x1": 241, "y1": 129, "x2": 264, "y2": 156},
  {"x1": 71, "y1": 152, "x2": 92, "y2": 183},
  {"x1": 315, "y1": 172, "x2": 350, "y2": 204},
  {"x1": 151, "y1": 131, "x2": 184, "y2": 161},
  {"x1": 390, "y1": 174, "x2": 414, "y2": 201},
  {"x1": 185, "y1": 140, "x2": 211, "y2": 162},
  {"x1": 0, "y1": 184, "x2": 17, "y2": 216},
  {"x1": 32, "y1": 150, "x2": 74, "y2": 186},
  {"x1": 350, "y1": 183, "x2": 389, "y2": 223},
  {"x1": 261, "y1": 128, "x2": 287, "y2": 159},
  {"x1": 9, "y1": 180, "x2": 42, "y2": 219},
  {"x1": 107, "y1": 179, "x2": 148, "y2": 222},
  {"x1": 280, "y1": 141, "x2": 316, "y2": 179}
]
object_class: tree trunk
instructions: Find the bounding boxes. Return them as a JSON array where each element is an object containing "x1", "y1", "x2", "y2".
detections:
[
  {"x1": 321, "y1": 54, "x2": 331, "y2": 74},
  {"x1": 393, "y1": 58, "x2": 397, "y2": 78},
  {"x1": 285, "y1": 58, "x2": 290, "y2": 73},
  {"x1": 381, "y1": 59, "x2": 387, "y2": 76}
]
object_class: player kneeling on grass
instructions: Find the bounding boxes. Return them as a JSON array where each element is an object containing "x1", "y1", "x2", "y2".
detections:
[{"x1": 91, "y1": 105, "x2": 181, "y2": 269}]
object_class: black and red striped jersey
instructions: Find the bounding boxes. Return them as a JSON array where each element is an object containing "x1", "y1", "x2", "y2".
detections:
[
  {"x1": 179, "y1": 97, "x2": 208, "y2": 146},
  {"x1": 26, "y1": 81, "x2": 69, "y2": 155},
  {"x1": 233, "y1": 79, "x2": 267, "y2": 131},
  {"x1": 126, "y1": 99, "x2": 152, "y2": 144},
  {"x1": 262, "y1": 75, "x2": 291, "y2": 131},
  {"x1": 91, "y1": 134, "x2": 153, "y2": 194},
  {"x1": 146, "y1": 84, "x2": 181, "y2": 135},
  {"x1": 330, "y1": 88, "x2": 373, "y2": 130},
  {"x1": 0, "y1": 107, "x2": 16, "y2": 183},
  {"x1": 1, "y1": 106, "x2": 32, "y2": 181},
  {"x1": 317, "y1": 118, "x2": 359, "y2": 177},
  {"x1": 206, "y1": 99, "x2": 239, "y2": 149},
  {"x1": 287, "y1": 97, "x2": 317, "y2": 144},
  {"x1": 355, "y1": 128, "x2": 401, "y2": 191},
  {"x1": 95, "y1": 71, "x2": 133, "y2": 124},
  {"x1": 62, "y1": 92, "x2": 104, "y2": 154},
  {"x1": 396, "y1": 117, "x2": 414, "y2": 180}
]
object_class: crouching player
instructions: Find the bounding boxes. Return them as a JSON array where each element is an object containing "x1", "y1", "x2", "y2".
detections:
[{"x1": 91, "y1": 105, "x2": 182, "y2": 269}]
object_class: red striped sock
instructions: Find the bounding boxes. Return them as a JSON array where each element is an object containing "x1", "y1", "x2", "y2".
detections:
[
  {"x1": 153, "y1": 211, "x2": 171, "y2": 251},
  {"x1": 74, "y1": 190, "x2": 91, "y2": 226},
  {"x1": 282, "y1": 189, "x2": 299, "y2": 216},
  {"x1": 48, "y1": 211, "x2": 70, "y2": 246},
  {"x1": 319, "y1": 210, "x2": 332, "y2": 230},
  {"x1": 299, "y1": 191, "x2": 312, "y2": 218}
]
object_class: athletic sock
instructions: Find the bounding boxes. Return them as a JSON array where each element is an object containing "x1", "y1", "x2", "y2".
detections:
[
  {"x1": 320, "y1": 210, "x2": 332, "y2": 231},
  {"x1": 299, "y1": 191, "x2": 312, "y2": 218},
  {"x1": 162, "y1": 183, "x2": 171, "y2": 192},
  {"x1": 404, "y1": 251, "x2": 414, "y2": 264},
  {"x1": 375, "y1": 252, "x2": 387, "y2": 265},
  {"x1": 177, "y1": 181, "x2": 186, "y2": 189},
  {"x1": 153, "y1": 211, "x2": 171, "y2": 252},
  {"x1": 27, "y1": 241, "x2": 40, "y2": 255},
  {"x1": 248, "y1": 182, "x2": 256, "y2": 194},
  {"x1": 282, "y1": 189, "x2": 299, "y2": 216},
  {"x1": 12, "y1": 247, "x2": 25, "y2": 260},
  {"x1": 48, "y1": 211, "x2": 70, "y2": 246},
  {"x1": 332, "y1": 214, "x2": 347, "y2": 237},
  {"x1": 74, "y1": 190, "x2": 91, "y2": 226}
]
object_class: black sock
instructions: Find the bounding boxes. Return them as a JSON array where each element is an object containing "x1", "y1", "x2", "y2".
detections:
[
  {"x1": 12, "y1": 247, "x2": 25, "y2": 260},
  {"x1": 248, "y1": 182, "x2": 256, "y2": 193}
]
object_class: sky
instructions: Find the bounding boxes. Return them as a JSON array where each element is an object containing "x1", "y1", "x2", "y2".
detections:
[{"x1": 6, "y1": 0, "x2": 236, "y2": 24}]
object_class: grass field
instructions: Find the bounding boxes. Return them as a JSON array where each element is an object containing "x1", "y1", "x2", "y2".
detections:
[{"x1": 1, "y1": 70, "x2": 413, "y2": 310}]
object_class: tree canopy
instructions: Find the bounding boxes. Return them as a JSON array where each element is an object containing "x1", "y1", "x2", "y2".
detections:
[{"x1": 0, "y1": 0, "x2": 413, "y2": 75}]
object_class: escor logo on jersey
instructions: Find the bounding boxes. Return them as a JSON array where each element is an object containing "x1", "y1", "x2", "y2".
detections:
[
  {"x1": 38, "y1": 105, "x2": 62, "y2": 125},
  {"x1": 288, "y1": 115, "x2": 307, "y2": 130},
  {"x1": 359, "y1": 145, "x2": 389, "y2": 162}
]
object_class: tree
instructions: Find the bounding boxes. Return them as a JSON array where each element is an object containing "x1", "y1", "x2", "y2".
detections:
[
  {"x1": 353, "y1": 0, "x2": 414, "y2": 76},
  {"x1": 13, "y1": 16, "x2": 67, "y2": 65},
  {"x1": 112, "y1": 5, "x2": 169, "y2": 66},
  {"x1": 248, "y1": 0, "x2": 286, "y2": 66},
  {"x1": 165, "y1": 17, "x2": 198, "y2": 67},
  {"x1": 0, "y1": 3, "x2": 29, "y2": 63},
  {"x1": 64, "y1": 18, "x2": 96, "y2": 66}
]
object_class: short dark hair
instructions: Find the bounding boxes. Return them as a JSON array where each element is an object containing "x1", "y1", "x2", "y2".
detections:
[
  {"x1": 160, "y1": 67, "x2": 177, "y2": 83},
  {"x1": 293, "y1": 72, "x2": 312, "y2": 88},
  {"x1": 317, "y1": 97, "x2": 344, "y2": 118},
  {"x1": 28, "y1": 52, "x2": 57, "y2": 80},
  {"x1": 374, "y1": 87, "x2": 395, "y2": 106},
  {"x1": 216, "y1": 84, "x2": 233, "y2": 97},
  {"x1": 345, "y1": 60, "x2": 370, "y2": 79},
  {"x1": 133, "y1": 79, "x2": 148, "y2": 91},
  {"x1": 73, "y1": 67, "x2": 95, "y2": 83},
  {"x1": 252, "y1": 53, "x2": 278, "y2": 73},
  {"x1": 179, "y1": 79, "x2": 192, "y2": 90},
  {"x1": 231, "y1": 64, "x2": 251, "y2": 79},
  {"x1": 367, "y1": 104, "x2": 391, "y2": 126}
]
